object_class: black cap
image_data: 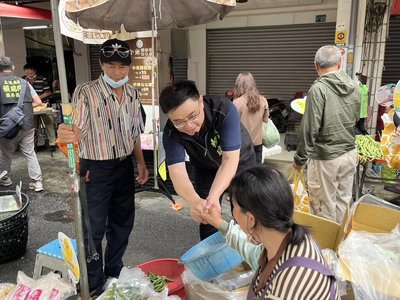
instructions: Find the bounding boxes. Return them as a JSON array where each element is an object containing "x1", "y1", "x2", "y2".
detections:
[{"x1": 100, "y1": 38, "x2": 131, "y2": 65}]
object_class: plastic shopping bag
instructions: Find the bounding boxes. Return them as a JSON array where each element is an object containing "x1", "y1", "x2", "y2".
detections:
[
  {"x1": 338, "y1": 226, "x2": 400, "y2": 300},
  {"x1": 182, "y1": 268, "x2": 252, "y2": 300},
  {"x1": 288, "y1": 168, "x2": 311, "y2": 213},
  {"x1": 262, "y1": 120, "x2": 280, "y2": 148}
]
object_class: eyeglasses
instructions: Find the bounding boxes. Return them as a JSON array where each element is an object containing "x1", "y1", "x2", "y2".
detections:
[
  {"x1": 172, "y1": 101, "x2": 201, "y2": 129},
  {"x1": 101, "y1": 46, "x2": 132, "y2": 58}
]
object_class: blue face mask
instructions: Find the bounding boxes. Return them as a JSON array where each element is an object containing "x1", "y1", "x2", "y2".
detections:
[{"x1": 103, "y1": 73, "x2": 129, "y2": 89}]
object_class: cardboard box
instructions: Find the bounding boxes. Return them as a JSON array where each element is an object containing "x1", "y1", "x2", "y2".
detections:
[
  {"x1": 347, "y1": 202, "x2": 400, "y2": 233},
  {"x1": 293, "y1": 210, "x2": 341, "y2": 250},
  {"x1": 294, "y1": 197, "x2": 400, "y2": 300},
  {"x1": 338, "y1": 199, "x2": 400, "y2": 299}
]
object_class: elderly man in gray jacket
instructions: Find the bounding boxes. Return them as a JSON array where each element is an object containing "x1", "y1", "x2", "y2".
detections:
[{"x1": 293, "y1": 45, "x2": 361, "y2": 223}]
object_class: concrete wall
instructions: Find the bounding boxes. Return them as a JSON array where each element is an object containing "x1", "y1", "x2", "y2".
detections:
[
  {"x1": 72, "y1": 40, "x2": 90, "y2": 86},
  {"x1": 188, "y1": 0, "x2": 338, "y2": 94},
  {"x1": 3, "y1": 28, "x2": 27, "y2": 77}
]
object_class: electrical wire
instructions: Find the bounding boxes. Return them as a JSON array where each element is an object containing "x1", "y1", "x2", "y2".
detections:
[{"x1": 360, "y1": 0, "x2": 391, "y2": 132}]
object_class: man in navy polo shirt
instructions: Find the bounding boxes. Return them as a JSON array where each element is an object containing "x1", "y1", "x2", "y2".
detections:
[{"x1": 160, "y1": 80, "x2": 256, "y2": 240}]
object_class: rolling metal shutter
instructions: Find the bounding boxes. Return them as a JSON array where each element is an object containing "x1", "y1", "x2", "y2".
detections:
[
  {"x1": 89, "y1": 44, "x2": 102, "y2": 80},
  {"x1": 207, "y1": 23, "x2": 336, "y2": 101},
  {"x1": 173, "y1": 58, "x2": 188, "y2": 81},
  {"x1": 382, "y1": 16, "x2": 400, "y2": 85}
]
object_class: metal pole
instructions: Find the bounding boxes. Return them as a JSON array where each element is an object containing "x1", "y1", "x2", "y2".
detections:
[
  {"x1": 71, "y1": 175, "x2": 90, "y2": 299},
  {"x1": 352, "y1": 0, "x2": 367, "y2": 80},
  {"x1": 347, "y1": 0, "x2": 359, "y2": 77},
  {"x1": 151, "y1": 0, "x2": 159, "y2": 189},
  {"x1": 51, "y1": 1, "x2": 89, "y2": 297},
  {"x1": 50, "y1": 0, "x2": 69, "y2": 103}
]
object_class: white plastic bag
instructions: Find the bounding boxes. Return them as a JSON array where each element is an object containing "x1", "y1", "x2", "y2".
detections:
[
  {"x1": 98, "y1": 267, "x2": 178, "y2": 300},
  {"x1": 321, "y1": 249, "x2": 347, "y2": 297},
  {"x1": 182, "y1": 269, "x2": 250, "y2": 300},
  {"x1": 338, "y1": 226, "x2": 400, "y2": 300},
  {"x1": 262, "y1": 120, "x2": 280, "y2": 149},
  {"x1": 5, "y1": 272, "x2": 76, "y2": 300}
]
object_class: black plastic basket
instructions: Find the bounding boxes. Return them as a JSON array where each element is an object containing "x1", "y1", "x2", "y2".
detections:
[{"x1": 0, "y1": 190, "x2": 29, "y2": 263}]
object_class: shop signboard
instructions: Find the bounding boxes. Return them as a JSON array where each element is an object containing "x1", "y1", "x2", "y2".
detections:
[{"x1": 128, "y1": 38, "x2": 157, "y2": 105}]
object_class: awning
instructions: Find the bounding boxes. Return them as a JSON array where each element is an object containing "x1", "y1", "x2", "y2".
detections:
[{"x1": 0, "y1": 3, "x2": 51, "y2": 20}]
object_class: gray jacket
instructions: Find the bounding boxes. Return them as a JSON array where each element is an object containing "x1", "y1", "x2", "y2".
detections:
[{"x1": 294, "y1": 70, "x2": 361, "y2": 165}]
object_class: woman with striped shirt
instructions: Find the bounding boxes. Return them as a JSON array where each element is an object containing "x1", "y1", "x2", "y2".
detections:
[{"x1": 202, "y1": 165, "x2": 339, "y2": 300}]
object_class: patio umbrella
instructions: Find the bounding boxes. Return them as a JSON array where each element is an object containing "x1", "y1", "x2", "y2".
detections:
[
  {"x1": 64, "y1": 0, "x2": 235, "y2": 32},
  {"x1": 55, "y1": 0, "x2": 235, "y2": 298},
  {"x1": 62, "y1": 0, "x2": 236, "y2": 189}
]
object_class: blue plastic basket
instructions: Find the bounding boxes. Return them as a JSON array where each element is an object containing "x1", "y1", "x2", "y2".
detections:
[{"x1": 180, "y1": 231, "x2": 243, "y2": 281}]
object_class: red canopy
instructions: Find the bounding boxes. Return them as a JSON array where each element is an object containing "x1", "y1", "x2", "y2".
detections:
[
  {"x1": 0, "y1": 3, "x2": 51, "y2": 20},
  {"x1": 392, "y1": 0, "x2": 400, "y2": 16}
]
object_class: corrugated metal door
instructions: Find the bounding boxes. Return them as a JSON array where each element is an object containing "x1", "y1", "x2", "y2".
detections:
[
  {"x1": 89, "y1": 44, "x2": 102, "y2": 80},
  {"x1": 382, "y1": 16, "x2": 400, "y2": 85},
  {"x1": 207, "y1": 23, "x2": 336, "y2": 101},
  {"x1": 173, "y1": 58, "x2": 188, "y2": 81}
]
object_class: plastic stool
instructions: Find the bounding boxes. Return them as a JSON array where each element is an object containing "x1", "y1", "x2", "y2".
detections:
[{"x1": 33, "y1": 239, "x2": 77, "y2": 280}]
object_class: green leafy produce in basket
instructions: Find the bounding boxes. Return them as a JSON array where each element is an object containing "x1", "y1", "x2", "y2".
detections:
[{"x1": 147, "y1": 272, "x2": 173, "y2": 293}]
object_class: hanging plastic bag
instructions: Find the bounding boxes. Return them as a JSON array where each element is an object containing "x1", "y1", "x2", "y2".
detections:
[
  {"x1": 288, "y1": 168, "x2": 311, "y2": 213},
  {"x1": 262, "y1": 119, "x2": 280, "y2": 148}
]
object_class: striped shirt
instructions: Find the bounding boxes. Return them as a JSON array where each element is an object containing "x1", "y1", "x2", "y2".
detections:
[
  {"x1": 72, "y1": 76, "x2": 143, "y2": 160},
  {"x1": 22, "y1": 75, "x2": 50, "y2": 95},
  {"x1": 252, "y1": 235, "x2": 339, "y2": 300}
]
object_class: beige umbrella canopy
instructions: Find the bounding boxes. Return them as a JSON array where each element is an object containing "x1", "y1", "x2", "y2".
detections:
[
  {"x1": 65, "y1": 0, "x2": 235, "y2": 32},
  {"x1": 56, "y1": 1, "x2": 235, "y2": 298}
]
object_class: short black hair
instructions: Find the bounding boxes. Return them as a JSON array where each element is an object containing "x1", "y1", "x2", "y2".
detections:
[
  {"x1": 228, "y1": 165, "x2": 309, "y2": 245},
  {"x1": 159, "y1": 80, "x2": 200, "y2": 114},
  {"x1": 23, "y1": 63, "x2": 36, "y2": 71}
]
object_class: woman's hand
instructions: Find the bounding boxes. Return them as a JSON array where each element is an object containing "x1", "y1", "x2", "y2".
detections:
[
  {"x1": 200, "y1": 206, "x2": 224, "y2": 229},
  {"x1": 205, "y1": 194, "x2": 221, "y2": 212}
]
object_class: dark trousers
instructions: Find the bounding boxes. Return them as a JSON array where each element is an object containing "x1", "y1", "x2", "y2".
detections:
[
  {"x1": 80, "y1": 156, "x2": 135, "y2": 295},
  {"x1": 193, "y1": 168, "x2": 221, "y2": 240},
  {"x1": 254, "y1": 144, "x2": 263, "y2": 164}
]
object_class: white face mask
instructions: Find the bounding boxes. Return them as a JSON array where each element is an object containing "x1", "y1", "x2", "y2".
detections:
[{"x1": 103, "y1": 73, "x2": 128, "y2": 88}]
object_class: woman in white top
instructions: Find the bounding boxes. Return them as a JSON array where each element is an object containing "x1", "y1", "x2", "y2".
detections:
[{"x1": 232, "y1": 72, "x2": 269, "y2": 163}]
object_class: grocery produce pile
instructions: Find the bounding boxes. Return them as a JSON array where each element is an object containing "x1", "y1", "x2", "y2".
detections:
[
  {"x1": 147, "y1": 272, "x2": 172, "y2": 293},
  {"x1": 355, "y1": 135, "x2": 384, "y2": 163}
]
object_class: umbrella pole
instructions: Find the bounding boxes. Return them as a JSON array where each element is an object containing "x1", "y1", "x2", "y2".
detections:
[
  {"x1": 62, "y1": 111, "x2": 90, "y2": 300},
  {"x1": 51, "y1": 0, "x2": 89, "y2": 297},
  {"x1": 151, "y1": 0, "x2": 158, "y2": 190}
]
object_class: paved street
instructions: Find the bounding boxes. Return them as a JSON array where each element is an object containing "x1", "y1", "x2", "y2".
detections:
[
  {"x1": 0, "y1": 150, "x2": 201, "y2": 283},
  {"x1": 1, "y1": 148, "x2": 399, "y2": 285}
]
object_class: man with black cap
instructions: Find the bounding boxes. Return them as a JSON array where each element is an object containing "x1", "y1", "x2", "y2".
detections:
[{"x1": 58, "y1": 39, "x2": 149, "y2": 295}]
